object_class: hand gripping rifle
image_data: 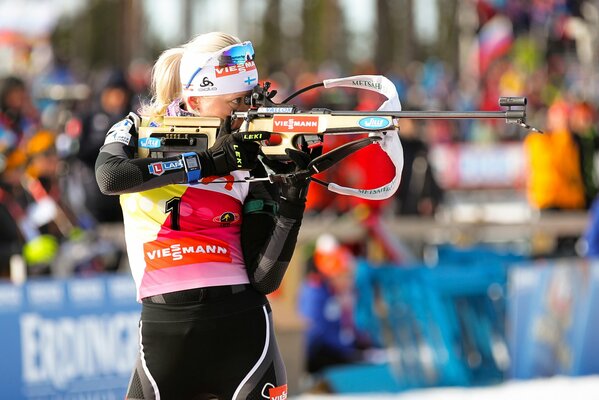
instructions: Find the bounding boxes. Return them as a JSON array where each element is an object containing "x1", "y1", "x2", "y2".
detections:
[{"x1": 138, "y1": 75, "x2": 541, "y2": 200}]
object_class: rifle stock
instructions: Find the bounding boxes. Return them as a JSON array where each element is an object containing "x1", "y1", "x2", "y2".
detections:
[{"x1": 137, "y1": 116, "x2": 221, "y2": 158}]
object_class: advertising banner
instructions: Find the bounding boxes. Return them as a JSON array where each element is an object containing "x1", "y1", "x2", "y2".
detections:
[{"x1": 0, "y1": 274, "x2": 140, "y2": 400}]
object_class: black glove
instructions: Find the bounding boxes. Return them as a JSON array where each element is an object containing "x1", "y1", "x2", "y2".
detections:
[
  {"x1": 196, "y1": 131, "x2": 260, "y2": 177},
  {"x1": 279, "y1": 148, "x2": 312, "y2": 204}
]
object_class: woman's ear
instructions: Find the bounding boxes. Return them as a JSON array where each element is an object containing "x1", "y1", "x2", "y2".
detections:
[{"x1": 186, "y1": 96, "x2": 201, "y2": 114}]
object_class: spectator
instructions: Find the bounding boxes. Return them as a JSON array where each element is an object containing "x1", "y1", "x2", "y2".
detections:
[
  {"x1": 299, "y1": 234, "x2": 377, "y2": 374},
  {"x1": 0, "y1": 143, "x2": 28, "y2": 278},
  {"x1": 524, "y1": 98, "x2": 587, "y2": 257},
  {"x1": 394, "y1": 118, "x2": 443, "y2": 216},
  {"x1": 0, "y1": 76, "x2": 40, "y2": 142},
  {"x1": 524, "y1": 98, "x2": 586, "y2": 210},
  {"x1": 76, "y1": 69, "x2": 133, "y2": 223},
  {"x1": 569, "y1": 101, "x2": 598, "y2": 208},
  {"x1": 583, "y1": 196, "x2": 599, "y2": 258}
]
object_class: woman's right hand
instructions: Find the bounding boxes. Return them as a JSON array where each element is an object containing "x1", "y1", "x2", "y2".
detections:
[{"x1": 197, "y1": 132, "x2": 260, "y2": 177}]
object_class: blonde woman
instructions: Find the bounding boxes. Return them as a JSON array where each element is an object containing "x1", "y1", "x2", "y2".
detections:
[{"x1": 96, "y1": 32, "x2": 309, "y2": 399}]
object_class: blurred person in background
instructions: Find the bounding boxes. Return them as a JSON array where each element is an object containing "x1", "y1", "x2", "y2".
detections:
[
  {"x1": 0, "y1": 76, "x2": 40, "y2": 143},
  {"x1": 0, "y1": 138, "x2": 61, "y2": 278},
  {"x1": 394, "y1": 118, "x2": 443, "y2": 216},
  {"x1": 127, "y1": 58, "x2": 152, "y2": 112},
  {"x1": 583, "y1": 197, "x2": 599, "y2": 258},
  {"x1": 524, "y1": 98, "x2": 586, "y2": 211},
  {"x1": 524, "y1": 98, "x2": 586, "y2": 257},
  {"x1": 21, "y1": 130, "x2": 69, "y2": 275},
  {"x1": 95, "y1": 31, "x2": 316, "y2": 399},
  {"x1": 298, "y1": 234, "x2": 379, "y2": 378},
  {"x1": 576, "y1": 103, "x2": 599, "y2": 258},
  {"x1": 25, "y1": 130, "x2": 61, "y2": 195},
  {"x1": 569, "y1": 101, "x2": 598, "y2": 209},
  {"x1": 0, "y1": 142, "x2": 28, "y2": 278},
  {"x1": 76, "y1": 70, "x2": 133, "y2": 223}
]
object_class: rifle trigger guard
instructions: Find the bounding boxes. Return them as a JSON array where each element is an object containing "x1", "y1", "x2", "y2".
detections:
[{"x1": 267, "y1": 170, "x2": 312, "y2": 186}]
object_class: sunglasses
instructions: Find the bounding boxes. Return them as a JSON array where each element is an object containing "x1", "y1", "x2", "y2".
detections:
[
  {"x1": 184, "y1": 41, "x2": 256, "y2": 90},
  {"x1": 208, "y1": 41, "x2": 255, "y2": 67}
]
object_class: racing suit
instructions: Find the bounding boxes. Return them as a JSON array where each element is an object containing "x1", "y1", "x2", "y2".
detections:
[{"x1": 95, "y1": 107, "x2": 302, "y2": 400}]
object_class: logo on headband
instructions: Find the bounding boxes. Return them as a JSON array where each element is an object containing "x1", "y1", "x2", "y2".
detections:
[
  {"x1": 215, "y1": 61, "x2": 257, "y2": 78},
  {"x1": 199, "y1": 77, "x2": 214, "y2": 87}
]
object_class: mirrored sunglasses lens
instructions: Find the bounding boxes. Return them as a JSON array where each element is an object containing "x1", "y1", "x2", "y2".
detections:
[{"x1": 218, "y1": 43, "x2": 254, "y2": 66}]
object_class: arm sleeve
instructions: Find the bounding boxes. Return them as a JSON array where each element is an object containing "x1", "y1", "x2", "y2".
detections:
[
  {"x1": 94, "y1": 116, "x2": 187, "y2": 195},
  {"x1": 241, "y1": 166, "x2": 306, "y2": 294}
]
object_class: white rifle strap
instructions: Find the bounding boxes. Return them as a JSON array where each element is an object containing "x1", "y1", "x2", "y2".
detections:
[{"x1": 322, "y1": 75, "x2": 404, "y2": 200}]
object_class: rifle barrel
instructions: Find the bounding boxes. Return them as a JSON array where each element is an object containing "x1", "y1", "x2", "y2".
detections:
[{"x1": 330, "y1": 111, "x2": 514, "y2": 119}]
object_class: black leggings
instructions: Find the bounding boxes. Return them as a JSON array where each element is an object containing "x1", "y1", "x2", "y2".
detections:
[{"x1": 126, "y1": 285, "x2": 287, "y2": 400}]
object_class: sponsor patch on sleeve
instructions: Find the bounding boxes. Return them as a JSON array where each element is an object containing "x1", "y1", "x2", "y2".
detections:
[{"x1": 148, "y1": 160, "x2": 183, "y2": 176}]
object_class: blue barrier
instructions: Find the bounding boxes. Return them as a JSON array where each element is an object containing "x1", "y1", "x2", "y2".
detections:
[
  {"x1": 0, "y1": 274, "x2": 140, "y2": 400},
  {"x1": 434, "y1": 243, "x2": 525, "y2": 266},
  {"x1": 332, "y1": 245, "x2": 524, "y2": 393},
  {"x1": 330, "y1": 250, "x2": 599, "y2": 394}
]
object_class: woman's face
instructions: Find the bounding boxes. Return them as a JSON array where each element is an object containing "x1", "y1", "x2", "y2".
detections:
[{"x1": 187, "y1": 90, "x2": 251, "y2": 123}]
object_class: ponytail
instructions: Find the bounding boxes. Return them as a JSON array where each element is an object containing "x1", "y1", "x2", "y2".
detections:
[{"x1": 140, "y1": 46, "x2": 185, "y2": 116}]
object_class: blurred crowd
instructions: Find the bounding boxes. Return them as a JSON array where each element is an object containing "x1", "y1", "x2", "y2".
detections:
[
  {"x1": 0, "y1": 2, "x2": 598, "y2": 279},
  {"x1": 0, "y1": 67, "x2": 144, "y2": 278}
]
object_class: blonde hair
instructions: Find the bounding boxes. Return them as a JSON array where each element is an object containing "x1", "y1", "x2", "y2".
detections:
[{"x1": 140, "y1": 32, "x2": 242, "y2": 116}]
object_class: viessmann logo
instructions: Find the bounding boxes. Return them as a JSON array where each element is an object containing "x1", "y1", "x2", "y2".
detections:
[
  {"x1": 215, "y1": 61, "x2": 257, "y2": 77},
  {"x1": 144, "y1": 237, "x2": 232, "y2": 270},
  {"x1": 272, "y1": 116, "x2": 319, "y2": 133}
]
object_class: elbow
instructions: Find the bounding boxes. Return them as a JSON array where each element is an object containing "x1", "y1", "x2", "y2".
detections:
[
  {"x1": 95, "y1": 166, "x2": 120, "y2": 195},
  {"x1": 250, "y1": 277, "x2": 282, "y2": 295},
  {"x1": 98, "y1": 185, "x2": 118, "y2": 196},
  {"x1": 249, "y1": 263, "x2": 287, "y2": 295},
  {"x1": 95, "y1": 160, "x2": 144, "y2": 195},
  {"x1": 252, "y1": 283, "x2": 279, "y2": 296}
]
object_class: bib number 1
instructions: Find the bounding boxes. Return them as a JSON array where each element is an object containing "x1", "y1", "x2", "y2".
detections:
[{"x1": 165, "y1": 197, "x2": 181, "y2": 230}]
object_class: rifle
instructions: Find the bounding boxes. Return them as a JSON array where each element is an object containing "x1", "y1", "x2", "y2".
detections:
[{"x1": 138, "y1": 75, "x2": 541, "y2": 200}]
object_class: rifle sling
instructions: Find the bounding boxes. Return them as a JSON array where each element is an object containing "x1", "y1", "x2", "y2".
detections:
[{"x1": 308, "y1": 136, "x2": 381, "y2": 174}]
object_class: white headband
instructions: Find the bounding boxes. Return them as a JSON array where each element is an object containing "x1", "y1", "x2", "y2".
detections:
[{"x1": 179, "y1": 41, "x2": 259, "y2": 96}]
